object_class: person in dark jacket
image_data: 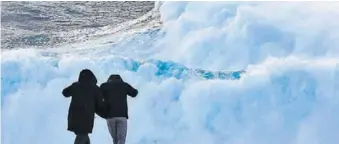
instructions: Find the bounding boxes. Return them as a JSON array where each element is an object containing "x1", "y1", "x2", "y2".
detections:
[
  {"x1": 62, "y1": 69, "x2": 104, "y2": 144},
  {"x1": 100, "y1": 74, "x2": 138, "y2": 144}
]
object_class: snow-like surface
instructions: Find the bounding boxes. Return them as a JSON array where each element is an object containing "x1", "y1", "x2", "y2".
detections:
[{"x1": 2, "y1": 2, "x2": 339, "y2": 144}]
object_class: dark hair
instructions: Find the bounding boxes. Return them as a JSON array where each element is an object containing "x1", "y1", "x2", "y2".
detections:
[
  {"x1": 78, "y1": 69, "x2": 97, "y2": 84},
  {"x1": 107, "y1": 74, "x2": 123, "y2": 82}
]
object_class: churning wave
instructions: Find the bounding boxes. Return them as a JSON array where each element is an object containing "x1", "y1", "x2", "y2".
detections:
[{"x1": 2, "y1": 1, "x2": 339, "y2": 144}]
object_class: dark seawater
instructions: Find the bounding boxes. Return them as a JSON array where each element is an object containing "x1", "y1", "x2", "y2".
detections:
[{"x1": 1, "y1": 1, "x2": 154, "y2": 49}]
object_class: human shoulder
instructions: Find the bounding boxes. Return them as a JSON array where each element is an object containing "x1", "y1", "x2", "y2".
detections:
[
  {"x1": 100, "y1": 82, "x2": 109, "y2": 88},
  {"x1": 70, "y1": 82, "x2": 79, "y2": 87},
  {"x1": 123, "y1": 82, "x2": 131, "y2": 86}
]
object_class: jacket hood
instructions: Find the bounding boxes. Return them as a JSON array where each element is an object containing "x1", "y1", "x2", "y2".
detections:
[
  {"x1": 78, "y1": 69, "x2": 97, "y2": 85},
  {"x1": 107, "y1": 74, "x2": 123, "y2": 83}
]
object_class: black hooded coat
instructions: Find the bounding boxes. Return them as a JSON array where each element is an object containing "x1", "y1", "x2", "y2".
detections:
[
  {"x1": 100, "y1": 75, "x2": 138, "y2": 119},
  {"x1": 62, "y1": 69, "x2": 103, "y2": 134}
]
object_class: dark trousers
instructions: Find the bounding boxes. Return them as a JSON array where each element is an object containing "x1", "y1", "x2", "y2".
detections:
[{"x1": 74, "y1": 133, "x2": 90, "y2": 144}]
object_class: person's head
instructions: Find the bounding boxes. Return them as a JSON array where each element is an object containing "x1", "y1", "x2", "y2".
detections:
[
  {"x1": 107, "y1": 74, "x2": 123, "y2": 83},
  {"x1": 78, "y1": 69, "x2": 97, "y2": 85}
]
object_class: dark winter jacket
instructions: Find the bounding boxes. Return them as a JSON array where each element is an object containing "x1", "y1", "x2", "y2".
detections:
[
  {"x1": 62, "y1": 69, "x2": 104, "y2": 134},
  {"x1": 100, "y1": 75, "x2": 138, "y2": 119}
]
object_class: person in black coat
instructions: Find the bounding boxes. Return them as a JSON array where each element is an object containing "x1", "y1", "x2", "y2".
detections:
[
  {"x1": 62, "y1": 69, "x2": 104, "y2": 144},
  {"x1": 100, "y1": 74, "x2": 138, "y2": 144}
]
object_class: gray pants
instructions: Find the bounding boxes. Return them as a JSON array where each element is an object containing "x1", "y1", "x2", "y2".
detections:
[{"x1": 106, "y1": 117, "x2": 127, "y2": 144}]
